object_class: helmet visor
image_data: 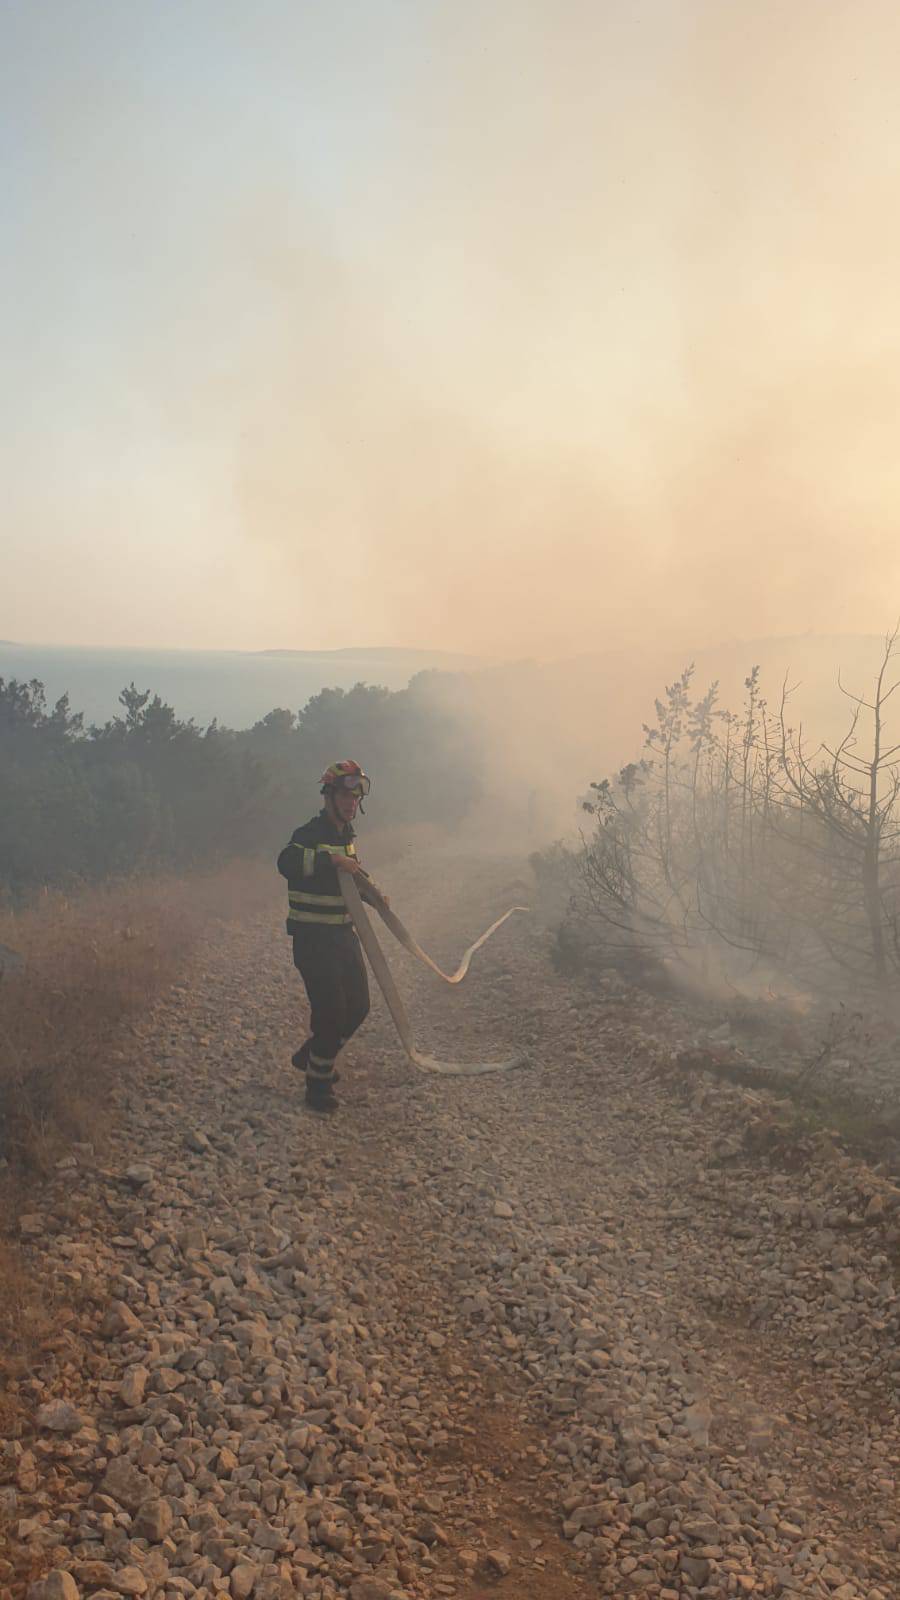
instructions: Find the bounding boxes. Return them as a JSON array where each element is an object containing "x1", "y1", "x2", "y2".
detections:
[{"x1": 338, "y1": 772, "x2": 370, "y2": 796}]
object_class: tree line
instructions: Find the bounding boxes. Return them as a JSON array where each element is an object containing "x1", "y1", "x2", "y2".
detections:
[{"x1": 0, "y1": 673, "x2": 483, "y2": 898}]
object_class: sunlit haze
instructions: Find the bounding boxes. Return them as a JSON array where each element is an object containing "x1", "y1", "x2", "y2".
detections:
[{"x1": 4, "y1": 1, "x2": 900, "y2": 653}]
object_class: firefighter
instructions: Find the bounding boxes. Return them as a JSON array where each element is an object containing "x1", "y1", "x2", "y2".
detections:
[{"x1": 277, "y1": 760, "x2": 380, "y2": 1112}]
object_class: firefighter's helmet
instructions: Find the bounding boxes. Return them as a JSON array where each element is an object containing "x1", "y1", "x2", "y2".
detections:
[{"x1": 320, "y1": 759, "x2": 371, "y2": 798}]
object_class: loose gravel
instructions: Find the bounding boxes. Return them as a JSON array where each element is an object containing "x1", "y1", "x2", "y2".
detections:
[{"x1": 4, "y1": 848, "x2": 899, "y2": 1600}]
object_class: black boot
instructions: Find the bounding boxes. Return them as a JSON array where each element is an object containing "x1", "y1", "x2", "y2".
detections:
[
  {"x1": 292, "y1": 1041, "x2": 310, "y2": 1072},
  {"x1": 305, "y1": 1069, "x2": 339, "y2": 1114}
]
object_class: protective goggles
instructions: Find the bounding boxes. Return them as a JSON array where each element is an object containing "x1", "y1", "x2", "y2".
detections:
[{"x1": 333, "y1": 773, "x2": 371, "y2": 796}]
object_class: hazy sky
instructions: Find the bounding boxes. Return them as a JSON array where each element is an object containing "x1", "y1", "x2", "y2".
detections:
[{"x1": 4, "y1": 0, "x2": 900, "y2": 654}]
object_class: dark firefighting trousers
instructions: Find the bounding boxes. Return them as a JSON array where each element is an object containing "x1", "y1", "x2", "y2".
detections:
[{"x1": 292, "y1": 926, "x2": 370, "y2": 1086}]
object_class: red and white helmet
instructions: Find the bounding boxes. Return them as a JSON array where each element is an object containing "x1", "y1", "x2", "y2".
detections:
[{"x1": 320, "y1": 759, "x2": 371, "y2": 798}]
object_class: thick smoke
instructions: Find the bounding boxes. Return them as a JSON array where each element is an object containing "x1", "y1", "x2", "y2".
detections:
[
  {"x1": 233, "y1": 0, "x2": 900, "y2": 656},
  {"x1": 5, "y1": 0, "x2": 900, "y2": 654}
]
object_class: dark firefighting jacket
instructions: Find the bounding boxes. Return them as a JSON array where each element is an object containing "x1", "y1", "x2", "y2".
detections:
[{"x1": 276, "y1": 810, "x2": 361, "y2": 933}]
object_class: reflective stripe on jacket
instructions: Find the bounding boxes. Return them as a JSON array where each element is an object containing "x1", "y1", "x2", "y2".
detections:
[{"x1": 277, "y1": 813, "x2": 359, "y2": 930}]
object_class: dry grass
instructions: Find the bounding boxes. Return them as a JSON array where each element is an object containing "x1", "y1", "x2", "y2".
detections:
[
  {"x1": 0, "y1": 880, "x2": 187, "y2": 1177},
  {"x1": 0, "y1": 1234, "x2": 55, "y2": 1369},
  {"x1": 0, "y1": 858, "x2": 274, "y2": 1364},
  {"x1": 0, "y1": 858, "x2": 275, "y2": 1180}
]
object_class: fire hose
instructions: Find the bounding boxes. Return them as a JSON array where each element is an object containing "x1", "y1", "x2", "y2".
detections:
[{"x1": 339, "y1": 873, "x2": 529, "y2": 1075}]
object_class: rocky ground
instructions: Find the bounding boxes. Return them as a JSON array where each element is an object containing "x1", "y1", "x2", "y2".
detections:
[{"x1": 4, "y1": 847, "x2": 900, "y2": 1600}]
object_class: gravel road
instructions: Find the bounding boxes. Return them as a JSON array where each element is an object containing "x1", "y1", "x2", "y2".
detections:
[{"x1": 5, "y1": 849, "x2": 900, "y2": 1600}]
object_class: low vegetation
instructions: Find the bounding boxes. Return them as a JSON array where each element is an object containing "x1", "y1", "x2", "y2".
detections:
[{"x1": 550, "y1": 626, "x2": 900, "y2": 1007}]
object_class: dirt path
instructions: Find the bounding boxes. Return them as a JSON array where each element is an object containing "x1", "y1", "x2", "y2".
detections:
[{"x1": 4, "y1": 848, "x2": 899, "y2": 1600}]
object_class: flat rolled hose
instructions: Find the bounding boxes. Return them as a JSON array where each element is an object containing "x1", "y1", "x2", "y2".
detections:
[
  {"x1": 374, "y1": 899, "x2": 528, "y2": 984},
  {"x1": 339, "y1": 874, "x2": 528, "y2": 1076}
]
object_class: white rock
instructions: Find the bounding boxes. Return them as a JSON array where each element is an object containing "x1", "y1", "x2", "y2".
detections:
[
  {"x1": 230, "y1": 1564, "x2": 259, "y2": 1600},
  {"x1": 28, "y1": 1573, "x2": 80, "y2": 1600},
  {"x1": 36, "y1": 1400, "x2": 85, "y2": 1433},
  {"x1": 109, "y1": 1568, "x2": 148, "y2": 1596},
  {"x1": 119, "y1": 1365, "x2": 150, "y2": 1407}
]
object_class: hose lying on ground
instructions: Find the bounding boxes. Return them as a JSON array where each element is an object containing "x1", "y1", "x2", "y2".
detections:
[
  {"x1": 376, "y1": 899, "x2": 528, "y2": 984},
  {"x1": 340, "y1": 874, "x2": 529, "y2": 1076}
]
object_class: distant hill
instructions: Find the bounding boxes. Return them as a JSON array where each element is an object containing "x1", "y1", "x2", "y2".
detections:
[
  {"x1": 258, "y1": 646, "x2": 486, "y2": 665},
  {"x1": 3, "y1": 634, "x2": 895, "y2": 840},
  {"x1": 0, "y1": 644, "x2": 486, "y2": 727}
]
